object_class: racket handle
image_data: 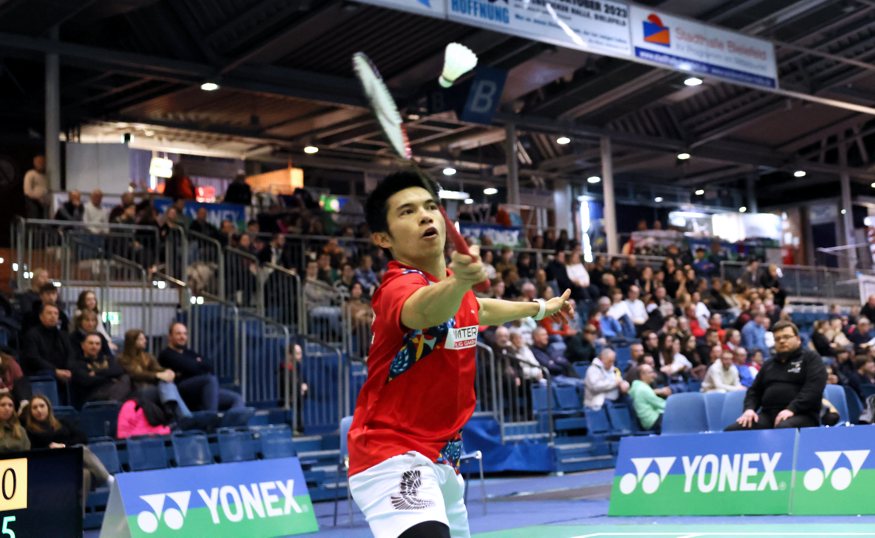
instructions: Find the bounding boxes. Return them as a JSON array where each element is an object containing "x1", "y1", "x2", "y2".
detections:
[{"x1": 440, "y1": 207, "x2": 490, "y2": 293}]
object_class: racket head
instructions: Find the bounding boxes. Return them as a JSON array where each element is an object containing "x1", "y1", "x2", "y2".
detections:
[{"x1": 352, "y1": 51, "x2": 412, "y2": 160}]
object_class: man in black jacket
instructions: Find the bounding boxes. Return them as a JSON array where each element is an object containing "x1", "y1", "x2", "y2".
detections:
[
  {"x1": 21, "y1": 303, "x2": 74, "y2": 381},
  {"x1": 158, "y1": 322, "x2": 244, "y2": 412},
  {"x1": 726, "y1": 320, "x2": 826, "y2": 430},
  {"x1": 71, "y1": 332, "x2": 131, "y2": 403}
]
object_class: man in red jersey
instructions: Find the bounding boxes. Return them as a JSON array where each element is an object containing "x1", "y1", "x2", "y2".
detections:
[{"x1": 348, "y1": 171, "x2": 573, "y2": 538}]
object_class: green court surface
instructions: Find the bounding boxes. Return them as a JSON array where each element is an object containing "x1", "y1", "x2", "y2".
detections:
[{"x1": 474, "y1": 524, "x2": 875, "y2": 538}]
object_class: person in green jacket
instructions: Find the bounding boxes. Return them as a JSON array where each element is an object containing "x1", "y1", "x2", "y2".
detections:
[
  {"x1": 0, "y1": 394, "x2": 29, "y2": 453},
  {"x1": 629, "y1": 364, "x2": 666, "y2": 433}
]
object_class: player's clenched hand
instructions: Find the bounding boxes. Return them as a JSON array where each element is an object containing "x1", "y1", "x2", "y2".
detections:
[
  {"x1": 450, "y1": 245, "x2": 487, "y2": 286},
  {"x1": 545, "y1": 289, "x2": 575, "y2": 324}
]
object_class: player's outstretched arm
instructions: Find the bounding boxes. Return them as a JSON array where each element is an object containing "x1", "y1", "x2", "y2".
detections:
[
  {"x1": 400, "y1": 247, "x2": 487, "y2": 330},
  {"x1": 478, "y1": 289, "x2": 574, "y2": 327}
]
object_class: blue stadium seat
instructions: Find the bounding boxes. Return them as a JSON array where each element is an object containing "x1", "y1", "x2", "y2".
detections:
[
  {"x1": 89, "y1": 440, "x2": 121, "y2": 475},
  {"x1": 614, "y1": 346, "x2": 632, "y2": 372},
  {"x1": 662, "y1": 393, "x2": 708, "y2": 434},
  {"x1": 824, "y1": 384, "x2": 849, "y2": 424},
  {"x1": 531, "y1": 385, "x2": 549, "y2": 413},
  {"x1": 171, "y1": 431, "x2": 213, "y2": 467},
  {"x1": 29, "y1": 376, "x2": 60, "y2": 407},
  {"x1": 604, "y1": 400, "x2": 642, "y2": 436},
  {"x1": 719, "y1": 390, "x2": 747, "y2": 431},
  {"x1": 79, "y1": 401, "x2": 121, "y2": 440},
  {"x1": 702, "y1": 392, "x2": 727, "y2": 431},
  {"x1": 584, "y1": 407, "x2": 612, "y2": 436},
  {"x1": 572, "y1": 361, "x2": 591, "y2": 378},
  {"x1": 256, "y1": 425, "x2": 296, "y2": 459},
  {"x1": 844, "y1": 385, "x2": 863, "y2": 424},
  {"x1": 53, "y1": 406, "x2": 78, "y2": 424},
  {"x1": 217, "y1": 427, "x2": 258, "y2": 463},
  {"x1": 126, "y1": 436, "x2": 170, "y2": 471},
  {"x1": 554, "y1": 386, "x2": 582, "y2": 412},
  {"x1": 861, "y1": 384, "x2": 875, "y2": 400}
]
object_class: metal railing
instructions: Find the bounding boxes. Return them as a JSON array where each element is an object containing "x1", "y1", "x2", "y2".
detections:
[
  {"x1": 261, "y1": 263, "x2": 304, "y2": 333},
  {"x1": 224, "y1": 247, "x2": 262, "y2": 313},
  {"x1": 186, "y1": 231, "x2": 226, "y2": 299},
  {"x1": 296, "y1": 335, "x2": 346, "y2": 434},
  {"x1": 719, "y1": 261, "x2": 861, "y2": 300}
]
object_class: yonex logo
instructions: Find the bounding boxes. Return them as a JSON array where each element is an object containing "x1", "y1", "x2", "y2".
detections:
[
  {"x1": 803, "y1": 450, "x2": 869, "y2": 491},
  {"x1": 137, "y1": 491, "x2": 191, "y2": 533},
  {"x1": 619, "y1": 457, "x2": 676, "y2": 495}
]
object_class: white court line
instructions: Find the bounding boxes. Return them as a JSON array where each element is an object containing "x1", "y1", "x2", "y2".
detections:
[{"x1": 572, "y1": 531, "x2": 875, "y2": 538}]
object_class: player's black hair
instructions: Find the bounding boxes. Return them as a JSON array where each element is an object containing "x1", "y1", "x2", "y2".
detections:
[{"x1": 365, "y1": 170, "x2": 440, "y2": 234}]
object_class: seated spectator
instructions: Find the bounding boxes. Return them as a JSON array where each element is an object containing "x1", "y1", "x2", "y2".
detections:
[
  {"x1": 24, "y1": 283, "x2": 69, "y2": 333},
  {"x1": 316, "y1": 253, "x2": 337, "y2": 285},
  {"x1": 355, "y1": 255, "x2": 380, "y2": 295},
  {"x1": 701, "y1": 349, "x2": 744, "y2": 393},
  {"x1": 258, "y1": 233, "x2": 290, "y2": 267},
  {"x1": 629, "y1": 364, "x2": 665, "y2": 433},
  {"x1": 0, "y1": 351, "x2": 30, "y2": 407},
  {"x1": 108, "y1": 192, "x2": 135, "y2": 223},
  {"x1": 303, "y1": 259, "x2": 342, "y2": 338},
  {"x1": 726, "y1": 321, "x2": 826, "y2": 431},
  {"x1": 565, "y1": 324, "x2": 598, "y2": 363},
  {"x1": 847, "y1": 355, "x2": 875, "y2": 400},
  {"x1": 584, "y1": 348, "x2": 630, "y2": 410},
  {"x1": 724, "y1": 328, "x2": 742, "y2": 352},
  {"x1": 480, "y1": 250, "x2": 497, "y2": 281},
  {"x1": 22, "y1": 303, "x2": 75, "y2": 381},
  {"x1": 21, "y1": 394, "x2": 111, "y2": 497},
  {"x1": 565, "y1": 248, "x2": 597, "y2": 302},
  {"x1": 334, "y1": 263, "x2": 358, "y2": 298},
  {"x1": 509, "y1": 331, "x2": 544, "y2": 383},
  {"x1": 624, "y1": 285, "x2": 648, "y2": 334},
  {"x1": 71, "y1": 311, "x2": 113, "y2": 359},
  {"x1": 158, "y1": 322, "x2": 244, "y2": 412},
  {"x1": 279, "y1": 344, "x2": 307, "y2": 433},
  {"x1": 734, "y1": 347, "x2": 756, "y2": 387},
  {"x1": 742, "y1": 312, "x2": 769, "y2": 355},
  {"x1": 848, "y1": 317, "x2": 874, "y2": 352},
  {"x1": 83, "y1": 189, "x2": 109, "y2": 234},
  {"x1": 516, "y1": 252, "x2": 535, "y2": 281},
  {"x1": 0, "y1": 394, "x2": 29, "y2": 453},
  {"x1": 223, "y1": 174, "x2": 253, "y2": 205},
  {"x1": 119, "y1": 329, "x2": 191, "y2": 420},
  {"x1": 116, "y1": 389, "x2": 173, "y2": 439},
  {"x1": 54, "y1": 190, "x2": 83, "y2": 222},
  {"x1": 530, "y1": 327, "x2": 577, "y2": 379},
  {"x1": 692, "y1": 247, "x2": 716, "y2": 277},
  {"x1": 13, "y1": 267, "x2": 49, "y2": 322},
  {"x1": 71, "y1": 332, "x2": 131, "y2": 403},
  {"x1": 74, "y1": 290, "x2": 115, "y2": 352}
]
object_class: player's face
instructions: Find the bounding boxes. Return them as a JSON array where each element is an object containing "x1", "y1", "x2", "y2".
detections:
[{"x1": 379, "y1": 187, "x2": 445, "y2": 261}]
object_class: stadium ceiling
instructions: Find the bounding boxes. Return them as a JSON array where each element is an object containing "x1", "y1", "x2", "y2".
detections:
[{"x1": 2, "y1": 0, "x2": 875, "y2": 205}]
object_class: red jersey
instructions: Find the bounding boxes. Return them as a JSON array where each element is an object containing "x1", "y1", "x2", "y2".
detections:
[{"x1": 348, "y1": 261, "x2": 479, "y2": 476}]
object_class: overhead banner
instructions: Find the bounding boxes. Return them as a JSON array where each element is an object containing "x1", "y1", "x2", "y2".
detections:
[
  {"x1": 447, "y1": 0, "x2": 632, "y2": 57},
  {"x1": 100, "y1": 457, "x2": 318, "y2": 537},
  {"x1": 354, "y1": 0, "x2": 447, "y2": 18},
  {"x1": 630, "y1": 6, "x2": 778, "y2": 89},
  {"x1": 793, "y1": 427, "x2": 875, "y2": 515},
  {"x1": 609, "y1": 430, "x2": 796, "y2": 516}
]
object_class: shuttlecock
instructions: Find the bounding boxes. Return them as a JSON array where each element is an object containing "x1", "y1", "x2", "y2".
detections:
[{"x1": 439, "y1": 43, "x2": 478, "y2": 88}]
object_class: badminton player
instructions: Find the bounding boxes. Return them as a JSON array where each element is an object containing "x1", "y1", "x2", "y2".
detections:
[{"x1": 348, "y1": 171, "x2": 573, "y2": 538}]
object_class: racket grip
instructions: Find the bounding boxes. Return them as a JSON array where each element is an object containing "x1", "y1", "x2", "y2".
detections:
[{"x1": 440, "y1": 207, "x2": 490, "y2": 293}]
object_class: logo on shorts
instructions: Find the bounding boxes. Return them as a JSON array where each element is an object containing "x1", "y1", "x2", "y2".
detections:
[
  {"x1": 391, "y1": 470, "x2": 435, "y2": 510},
  {"x1": 803, "y1": 450, "x2": 869, "y2": 491}
]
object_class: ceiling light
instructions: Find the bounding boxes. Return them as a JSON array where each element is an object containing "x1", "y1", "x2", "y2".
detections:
[
  {"x1": 694, "y1": 189, "x2": 705, "y2": 196},
  {"x1": 464, "y1": 198, "x2": 474, "y2": 205},
  {"x1": 303, "y1": 145, "x2": 319, "y2": 154},
  {"x1": 556, "y1": 136, "x2": 571, "y2": 145},
  {"x1": 443, "y1": 167, "x2": 457, "y2": 176},
  {"x1": 483, "y1": 187, "x2": 498, "y2": 195},
  {"x1": 654, "y1": 196, "x2": 663, "y2": 203},
  {"x1": 871, "y1": 182, "x2": 875, "y2": 188},
  {"x1": 739, "y1": 206, "x2": 748, "y2": 213},
  {"x1": 684, "y1": 77, "x2": 704, "y2": 87},
  {"x1": 407, "y1": 113, "x2": 421, "y2": 121},
  {"x1": 793, "y1": 170, "x2": 806, "y2": 178},
  {"x1": 677, "y1": 152, "x2": 691, "y2": 160},
  {"x1": 587, "y1": 176, "x2": 601, "y2": 184},
  {"x1": 200, "y1": 82, "x2": 219, "y2": 91},
  {"x1": 841, "y1": 209, "x2": 847, "y2": 215},
  {"x1": 438, "y1": 189, "x2": 469, "y2": 200}
]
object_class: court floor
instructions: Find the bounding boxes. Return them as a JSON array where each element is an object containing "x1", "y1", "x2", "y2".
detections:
[{"x1": 474, "y1": 524, "x2": 875, "y2": 538}]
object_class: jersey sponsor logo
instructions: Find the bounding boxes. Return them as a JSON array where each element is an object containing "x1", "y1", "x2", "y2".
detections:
[
  {"x1": 390, "y1": 470, "x2": 435, "y2": 511},
  {"x1": 447, "y1": 325, "x2": 478, "y2": 350},
  {"x1": 803, "y1": 450, "x2": 869, "y2": 491}
]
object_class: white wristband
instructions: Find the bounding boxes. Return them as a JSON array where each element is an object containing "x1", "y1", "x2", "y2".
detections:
[{"x1": 533, "y1": 298, "x2": 546, "y2": 321}]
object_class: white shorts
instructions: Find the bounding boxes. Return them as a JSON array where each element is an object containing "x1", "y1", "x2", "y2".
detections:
[{"x1": 349, "y1": 451, "x2": 470, "y2": 538}]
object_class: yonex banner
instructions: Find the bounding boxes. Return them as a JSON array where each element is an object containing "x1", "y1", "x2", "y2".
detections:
[
  {"x1": 100, "y1": 458, "x2": 318, "y2": 537},
  {"x1": 793, "y1": 427, "x2": 874, "y2": 515},
  {"x1": 609, "y1": 430, "x2": 796, "y2": 516}
]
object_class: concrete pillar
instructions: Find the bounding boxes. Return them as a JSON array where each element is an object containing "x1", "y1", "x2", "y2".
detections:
[
  {"x1": 45, "y1": 26, "x2": 61, "y2": 193},
  {"x1": 601, "y1": 136, "x2": 618, "y2": 255},
  {"x1": 838, "y1": 135, "x2": 857, "y2": 271},
  {"x1": 505, "y1": 123, "x2": 520, "y2": 207}
]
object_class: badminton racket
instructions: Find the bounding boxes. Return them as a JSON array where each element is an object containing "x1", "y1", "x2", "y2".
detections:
[{"x1": 352, "y1": 51, "x2": 489, "y2": 291}]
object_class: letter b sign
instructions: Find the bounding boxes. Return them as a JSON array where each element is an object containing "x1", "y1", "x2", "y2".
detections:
[{"x1": 461, "y1": 67, "x2": 507, "y2": 125}]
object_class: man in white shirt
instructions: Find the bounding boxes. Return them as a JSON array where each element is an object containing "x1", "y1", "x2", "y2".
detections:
[
  {"x1": 23, "y1": 154, "x2": 49, "y2": 218},
  {"x1": 584, "y1": 348, "x2": 630, "y2": 410},
  {"x1": 83, "y1": 189, "x2": 109, "y2": 234},
  {"x1": 692, "y1": 291, "x2": 711, "y2": 329},
  {"x1": 701, "y1": 348, "x2": 744, "y2": 393},
  {"x1": 624, "y1": 285, "x2": 648, "y2": 333}
]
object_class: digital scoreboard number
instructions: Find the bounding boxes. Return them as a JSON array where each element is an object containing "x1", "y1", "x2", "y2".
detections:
[{"x1": 0, "y1": 448, "x2": 82, "y2": 537}]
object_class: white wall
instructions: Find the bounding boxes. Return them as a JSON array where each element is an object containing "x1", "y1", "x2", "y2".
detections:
[{"x1": 65, "y1": 143, "x2": 131, "y2": 194}]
